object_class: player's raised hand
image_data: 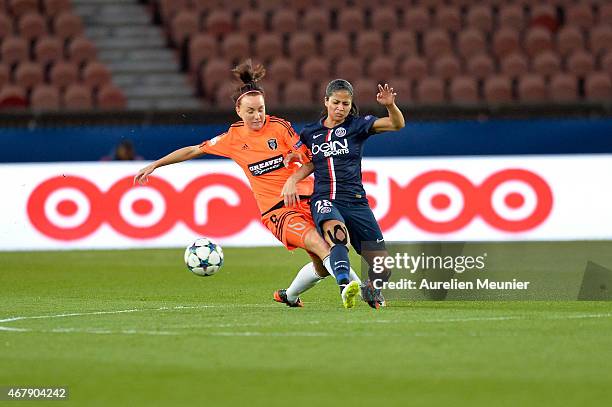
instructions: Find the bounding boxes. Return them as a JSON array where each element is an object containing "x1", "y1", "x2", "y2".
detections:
[
  {"x1": 376, "y1": 83, "x2": 397, "y2": 107},
  {"x1": 134, "y1": 164, "x2": 155, "y2": 185}
]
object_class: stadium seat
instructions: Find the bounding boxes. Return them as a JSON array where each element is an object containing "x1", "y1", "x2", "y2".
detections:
[
  {"x1": 322, "y1": 32, "x2": 350, "y2": 58},
  {"x1": 301, "y1": 58, "x2": 329, "y2": 81},
  {"x1": 404, "y1": 6, "x2": 430, "y2": 33},
  {"x1": 601, "y1": 51, "x2": 612, "y2": 76},
  {"x1": 337, "y1": 9, "x2": 365, "y2": 33},
  {"x1": 423, "y1": 29, "x2": 452, "y2": 58},
  {"x1": 518, "y1": 74, "x2": 547, "y2": 102},
  {"x1": 52, "y1": 12, "x2": 84, "y2": 41},
  {"x1": 355, "y1": 31, "x2": 383, "y2": 59},
  {"x1": 556, "y1": 26, "x2": 584, "y2": 57},
  {"x1": 0, "y1": 64, "x2": 9, "y2": 88},
  {"x1": 158, "y1": 0, "x2": 189, "y2": 23},
  {"x1": 205, "y1": 9, "x2": 233, "y2": 36},
  {"x1": 283, "y1": 81, "x2": 313, "y2": 107},
  {"x1": 335, "y1": 56, "x2": 363, "y2": 82},
  {"x1": 399, "y1": 56, "x2": 428, "y2": 82},
  {"x1": 288, "y1": 32, "x2": 316, "y2": 61},
  {"x1": 254, "y1": 33, "x2": 283, "y2": 62},
  {"x1": 41, "y1": 0, "x2": 71, "y2": 17},
  {"x1": 268, "y1": 58, "x2": 295, "y2": 84},
  {"x1": 271, "y1": 9, "x2": 297, "y2": 34},
  {"x1": 372, "y1": 7, "x2": 398, "y2": 33},
  {"x1": 9, "y1": 0, "x2": 39, "y2": 18},
  {"x1": 221, "y1": 33, "x2": 250, "y2": 62},
  {"x1": 567, "y1": 50, "x2": 595, "y2": 77},
  {"x1": 368, "y1": 56, "x2": 395, "y2": 82},
  {"x1": 434, "y1": 6, "x2": 461, "y2": 32},
  {"x1": 97, "y1": 83, "x2": 126, "y2": 109},
  {"x1": 30, "y1": 84, "x2": 60, "y2": 110},
  {"x1": 549, "y1": 73, "x2": 578, "y2": 102},
  {"x1": 532, "y1": 50, "x2": 561, "y2": 77},
  {"x1": 484, "y1": 75, "x2": 513, "y2": 103},
  {"x1": 388, "y1": 76, "x2": 412, "y2": 105},
  {"x1": 49, "y1": 60, "x2": 78, "y2": 88},
  {"x1": 0, "y1": 13, "x2": 14, "y2": 39},
  {"x1": 457, "y1": 28, "x2": 486, "y2": 58},
  {"x1": 530, "y1": 4, "x2": 558, "y2": 32},
  {"x1": 500, "y1": 52, "x2": 529, "y2": 78},
  {"x1": 589, "y1": 25, "x2": 612, "y2": 55},
  {"x1": 214, "y1": 81, "x2": 235, "y2": 108},
  {"x1": 585, "y1": 71, "x2": 612, "y2": 100},
  {"x1": 63, "y1": 84, "x2": 93, "y2": 109},
  {"x1": 566, "y1": 3, "x2": 594, "y2": 30},
  {"x1": 416, "y1": 76, "x2": 445, "y2": 104},
  {"x1": 389, "y1": 31, "x2": 417, "y2": 58},
  {"x1": 237, "y1": 9, "x2": 265, "y2": 35},
  {"x1": 498, "y1": 4, "x2": 525, "y2": 30},
  {"x1": 67, "y1": 36, "x2": 97, "y2": 66},
  {"x1": 14, "y1": 61, "x2": 43, "y2": 89},
  {"x1": 1, "y1": 36, "x2": 29, "y2": 67},
  {"x1": 260, "y1": 79, "x2": 280, "y2": 109},
  {"x1": 188, "y1": 33, "x2": 217, "y2": 72},
  {"x1": 352, "y1": 78, "x2": 378, "y2": 107},
  {"x1": 432, "y1": 54, "x2": 461, "y2": 80},
  {"x1": 466, "y1": 5, "x2": 493, "y2": 32},
  {"x1": 449, "y1": 76, "x2": 479, "y2": 104},
  {"x1": 200, "y1": 58, "x2": 231, "y2": 94},
  {"x1": 524, "y1": 27, "x2": 553, "y2": 58},
  {"x1": 82, "y1": 61, "x2": 112, "y2": 89},
  {"x1": 466, "y1": 53, "x2": 495, "y2": 80},
  {"x1": 599, "y1": 3, "x2": 612, "y2": 26},
  {"x1": 34, "y1": 36, "x2": 63, "y2": 67},
  {"x1": 493, "y1": 27, "x2": 520, "y2": 58},
  {"x1": 17, "y1": 12, "x2": 46, "y2": 41},
  {"x1": 302, "y1": 9, "x2": 330, "y2": 34},
  {"x1": 0, "y1": 84, "x2": 27, "y2": 108},
  {"x1": 170, "y1": 11, "x2": 199, "y2": 48}
]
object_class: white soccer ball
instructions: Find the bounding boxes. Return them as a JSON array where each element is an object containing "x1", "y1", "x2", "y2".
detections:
[{"x1": 184, "y1": 237, "x2": 224, "y2": 276}]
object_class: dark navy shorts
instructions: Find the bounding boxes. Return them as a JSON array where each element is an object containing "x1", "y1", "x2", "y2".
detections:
[{"x1": 310, "y1": 197, "x2": 385, "y2": 255}]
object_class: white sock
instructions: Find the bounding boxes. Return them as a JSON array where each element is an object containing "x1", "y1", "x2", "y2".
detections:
[
  {"x1": 349, "y1": 268, "x2": 361, "y2": 285},
  {"x1": 286, "y1": 262, "x2": 325, "y2": 302}
]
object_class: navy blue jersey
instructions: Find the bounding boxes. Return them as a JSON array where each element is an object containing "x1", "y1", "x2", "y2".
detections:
[{"x1": 299, "y1": 114, "x2": 378, "y2": 201}]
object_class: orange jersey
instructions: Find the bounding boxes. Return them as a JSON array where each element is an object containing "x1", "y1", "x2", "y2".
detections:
[{"x1": 199, "y1": 115, "x2": 313, "y2": 213}]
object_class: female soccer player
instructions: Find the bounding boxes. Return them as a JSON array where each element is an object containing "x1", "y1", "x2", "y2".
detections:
[
  {"x1": 282, "y1": 79, "x2": 405, "y2": 308},
  {"x1": 134, "y1": 61, "x2": 361, "y2": 308}
]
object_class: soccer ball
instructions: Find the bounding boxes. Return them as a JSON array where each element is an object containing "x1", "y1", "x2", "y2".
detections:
[{"x1": 184, "y1": 237, "x2": 224, "y2": 276}]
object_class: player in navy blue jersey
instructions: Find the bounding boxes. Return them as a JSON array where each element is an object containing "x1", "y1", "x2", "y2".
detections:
[{"x1": 281, "y1": 79, "x2": 405, "y2": 308}]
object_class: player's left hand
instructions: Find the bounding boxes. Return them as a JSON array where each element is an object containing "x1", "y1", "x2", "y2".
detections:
[
  {"x1": 281, "y1": 178, "x2": 300, "y2": 207},
  {"x1": 283, "y1": 151, "x2": 303, "y2": 168},
  {"x1": 376, "y1": 83, "x2": 397, "y2": 107}
]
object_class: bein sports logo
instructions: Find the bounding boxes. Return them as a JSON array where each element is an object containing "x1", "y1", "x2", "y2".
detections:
[
  {"x1": 26, "y1": 168, "x2": 553, "y2": 241},
  {"x1": 311, "y1": 139, "x2": 349, "y2": 157}
]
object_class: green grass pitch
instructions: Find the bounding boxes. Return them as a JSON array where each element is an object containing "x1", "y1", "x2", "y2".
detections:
[{"x1": 1, "y1": 247, "x2": 612, "y2": 406}]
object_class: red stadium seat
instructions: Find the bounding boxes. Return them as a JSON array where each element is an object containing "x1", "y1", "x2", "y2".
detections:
[
  {"x1": 404, "y1": 6, "x2": 430, "y2": 33},
  {"x1": 301, "y1": 58, "x2": 329, "y2": 81},
  {"x1": 52, "y1": 12, "x2": 84, "y2": 41},
  {"x1": 434, "y1": 6, "x2": 461, "y2": 32},
  {"x1": 432, "y1": 54, "x2": 461, "y2": 80},
  {"x1": 158, "y1": 0, "x2": 189, "y2": 23},
  {"x1": 566, "y1": 3, "x2": 594, "y2": 30},
  {"x1": 288, "y1": 32, "x2": 316, "y2": 61},
  {"x1": 423, "y1": 29, "x2": 452, "y2": 59},
  {"x1": 524, "y1": 27, "x2": 553, "y2": 58},
  {"x1": 368, "y1": 56, "x2": 395, "y2": 82},
  {"x1": 0, "y1": 13, "x2": 14, "y2": 39},
  {"x1": 188, "y1": 34, "x2": 217, "y2": 72},
  {"x1": 399, "y1": 56, "x2": 428, "y2": 82},
  {"x1": 355, "y1": 31, "x2": 383, "y2": 59},
  {"x1": 352, "y1": 78, "x2": 379, "y2": 107},
  {"x1": 254, "y1": 33, "x2": 283, "y2": 62},
  {"x1": 585, "y1": 71, "x2": 612, "y2": 101},
  {"x1": 268, "y1": 58, "x2": 296, "y2": 84},
  {"x1": 500, "y1": 52, "x2": 528, "y2": 78},
  {"x1": 335, "y1": 56, "x2": 364, "y2": 83},
  {"x1": 302, "y1": 9, "x2": 330, "y2": 34},
  {"x1": 0, "y1": 64, "x2": 9, "y2": 88},
  {"x1": 67, "y1": 36, "x2": 97, "y2": 66},
  {"x1": 601, "y1": 51, "x2": 612, "y2": 77},
  {"x1": 34, "y1": 36, "x2": 63, "y2": 66},
  {"x1": 466, "y1": 53, "x2": 494, "y2": 80},
  {"x1": 498, "y1": 4, "x2": 525, "y2": 30},
  {"x1": 337, "y1": 9, "x2": 364, "y2": 34},
  {"x1": 237, "y1": 9, "x2": 265, "y2": 35},
  {"x1": 50, "y1": 60, "x2": 78, "y2": 88},
  {"x1": 549, "y1": 73, "x2": 578, "y2": 102},
  {"x1": 589, "y1": 25, "x2": 612, "y2": 55},
  {"x1": 283, "y1": 80, "x2": 313, "y2": 107},
  {"x1": 97, "y1": 83, "x2": 127, "y2": 109},
  {"x1": 271, "y1": 9, "x2": 297, "y2": 34},
  {"x1": 205, "y1": 9, "x2": 233, "y2": 36},
  {"x1": 200, "y1": 58, "x2": 231, "y2": 94},
  {"x1": 82, "y1": 61, "x2": 112, "y2": 89},
  {"x1": 388, "y1": 76, "x2": 412, "y2": 105},
  {"x1": 466, "y1": 5, "x2": 493, "y2": 32},
  {"x1": 9, "y1": 0, "x2": 39, "y2": 18},
  {"x1": 449, "y1": 76, "x2": 479, "y2": 104},
  {"x1": 18, "y1": 12, "x2": 46, "y2": 41},
  {"x1": 322, "y1": 32, "x2": 350, "y2": 58},
  {"x1": 599, "y1": 3, "x2": 612, "y2": 26},
  {"x1": 530, "y1": 4, "x2": 558, "y2": 32},
  {"x1": 14, "y1": 61, "x2": 44, "y2": 89},
  {"x1": 260, "y1": 79, "x2": 280, "y2": 109},
  {"x1": 389, "y1": 31, "x2": 417, "y2": 58},
  {"x1": 532, "y1": 50, "x2": 561, "y2": 77},
  {"x1": 416, "y1": 76, "x2": 445, "y2": 104},
  {"x1": 566, "y1": 50, "x2": 595, "y2": 77},
  {"x1": 214, "y1": 81, "x2": 235, "y2": 108},
  {"x1": 221, "y1": 33, "x2": 250, "y2": 62},
  {"x1": 170, "y1": 10, "x2": 199, "y2": 47},
  {"x1": 484, "y1": 75, "x2": 513, "y2": 103},
  {"x1": 518, "y1": 74, "x2": 547, "y2": 102},
  {"x1": 62, "y1": 84, "x2": 93, "y2": 109},
  {"x1": 372, "y1": 7, "x2": 398, "y2": 33},
  {"x1": 1, "y1": 36, "x2": 28, "y2": 67},
  {"x1": 30, "y1": 84, "x2": 60, "y2": 110},
  {"x1": 457, "y1": 28, "x2": 486, "y2": 58},
  {"x1": 493, "y1": 27, "x2": 520, "y2": 58},
  {"x1": 556, "y1": 26, "x2": 584, "y2": 57},
  {"x1": 0, "y1": 84, "x2": 27, "y2": 108},
  {"x1": 41, "y1": 0, "x2": 71, "y2": 17}
]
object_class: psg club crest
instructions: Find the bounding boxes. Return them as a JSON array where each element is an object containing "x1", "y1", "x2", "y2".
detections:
[
  {"x1": 267, "y1": 138, "x2": 278, "y2": 150},
  {"x1": 335, "y1": 127, "x2": 347, "y2": 137}
]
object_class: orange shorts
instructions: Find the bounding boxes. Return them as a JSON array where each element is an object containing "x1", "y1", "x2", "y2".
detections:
[{"x1": 261, "y1": 200, "x2": 317, "y2": 250}]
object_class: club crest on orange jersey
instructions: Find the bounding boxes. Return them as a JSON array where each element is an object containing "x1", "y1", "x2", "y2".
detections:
[{"x1": 267, "y1": 138, "x2": 278, "y2": 150}]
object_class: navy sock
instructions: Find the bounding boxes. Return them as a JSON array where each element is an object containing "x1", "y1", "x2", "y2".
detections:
[{"x1": 330, "y1": 245, "x2": 350, "y2": 286}]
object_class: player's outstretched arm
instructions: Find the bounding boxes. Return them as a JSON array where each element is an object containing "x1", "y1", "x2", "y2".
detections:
[
  {"x1": 134, "y1": 145, "x2": 204, "y2": 185},
  {"x1": 281, "y1": 161, "x2": 314, "y2": 207},
  {"x1": 372, "y1": 83, "x2": 405, "y2": 134}
]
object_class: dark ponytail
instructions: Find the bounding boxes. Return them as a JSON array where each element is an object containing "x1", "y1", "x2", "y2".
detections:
[{"x1": 231, "y1": 59, "x2": 266, "y2": 105}]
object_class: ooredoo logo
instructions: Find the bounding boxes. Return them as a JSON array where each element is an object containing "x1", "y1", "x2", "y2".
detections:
[{"x1": 26, "y1": 168, "x2": 553, "y2": 241}]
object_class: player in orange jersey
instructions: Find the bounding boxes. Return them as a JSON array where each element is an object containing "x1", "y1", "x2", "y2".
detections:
[{"x1": 134, "y1": 60, "x2": 362, "y2": 308}]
